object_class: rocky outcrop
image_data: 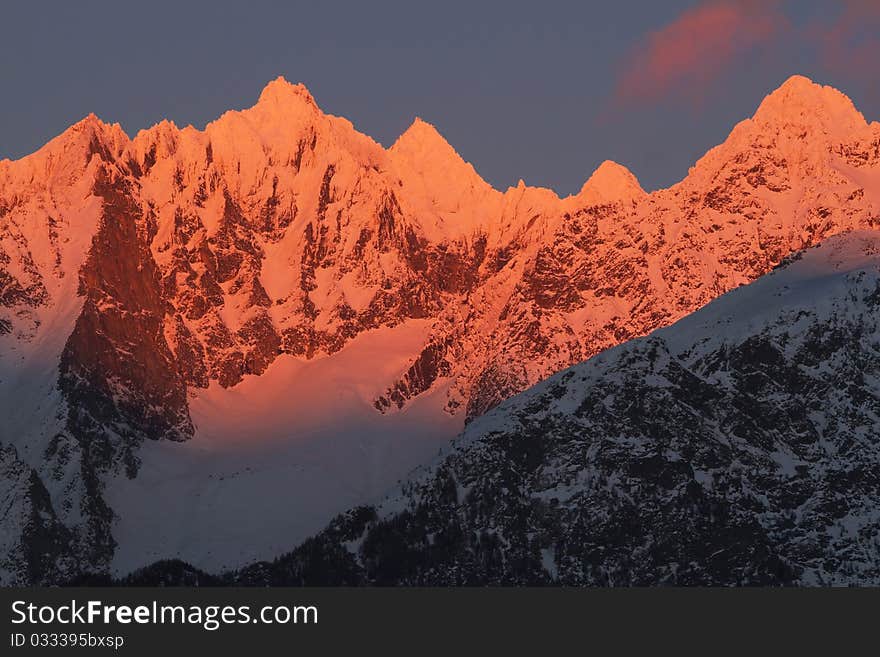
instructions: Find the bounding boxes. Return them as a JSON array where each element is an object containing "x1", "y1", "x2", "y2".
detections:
[{"x1": 60, "y1": 168, "x2": 193, "y2": 477}]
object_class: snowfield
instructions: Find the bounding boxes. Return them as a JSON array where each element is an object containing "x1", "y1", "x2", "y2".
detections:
[{"x1": 106, "y1": 320, "x2": 462, "y2": 573}]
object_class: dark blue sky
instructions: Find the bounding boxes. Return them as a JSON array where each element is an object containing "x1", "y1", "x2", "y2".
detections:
[{"x1": 1, "y1": 1, "x2": 877, "y2": 193}]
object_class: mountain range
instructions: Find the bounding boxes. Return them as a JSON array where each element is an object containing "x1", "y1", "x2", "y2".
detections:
[{"x1": 1, "y1": 74, "x2": 879, "y2": 585}]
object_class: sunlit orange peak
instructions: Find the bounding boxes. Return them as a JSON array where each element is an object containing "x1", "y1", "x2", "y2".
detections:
[
  {"x1": 257, "y1": 75, "x2": 316, "y2": 107},
  {"x1": 577, "y1": 160, "x2": 645, "y2": 206}
]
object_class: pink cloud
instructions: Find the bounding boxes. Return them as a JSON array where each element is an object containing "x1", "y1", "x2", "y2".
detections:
[
  {"x1": 611, "y1": 1, "x2": 788, "y2": 108},
  {"x1": 609, "y1": 1, "x2": 880, "y2": 112}
]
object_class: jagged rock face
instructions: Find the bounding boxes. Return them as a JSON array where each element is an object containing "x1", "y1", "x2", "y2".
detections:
[
  {"x1": 2, "y1": 74, "x2": 880, "y2": 583},
  {"x1": 130, "y1": 84, "x2": 497, "y2": 394},
  {"x1": 9, "y1": 75, "x2": 880, "y2": 427},
  {"x1": 60, "y1": 167, "x2": 193, "y2": 477},
  {"x1": 0, "y1": 118, "x2": 130, "y2": 585},
  {"x1": 236, "y1": 232, "x2": 880, "y2": 586},
  {"x1": 94, "y1": 74, "x2": 880, "y2": 428},
  {"x1": 0, "y1": 445, "x2": 77, "y2": 585}
]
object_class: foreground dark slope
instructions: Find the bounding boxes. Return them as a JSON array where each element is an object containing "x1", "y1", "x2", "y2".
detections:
[{"x1": 202, "y1": 232, "x2": 880, "y2": 586}]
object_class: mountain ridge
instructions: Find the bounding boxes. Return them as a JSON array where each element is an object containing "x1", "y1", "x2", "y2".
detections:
[{"x1": 2, "y1": 73, "x2": 880, "y2": 583}]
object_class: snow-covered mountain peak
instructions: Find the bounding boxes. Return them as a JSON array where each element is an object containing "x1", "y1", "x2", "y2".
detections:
[
  {"x1": 129, "y1": 119, "x2": 187, "y2": 166},
  {"x1": 256, "y1": 75, "x2": 317, "y2": 110},
  {"x1": 0, "y1": 112, "x2": 128, "y2": 191},
  {"x1": 752, "y1": 74, "x2": 867, "y2": 134},
  {"x1": 678, "y1": 75, "x2": 877, "y2": 190},
  {"x1": 206, "y1": 76, "x2": 325, "y2": 147},
  {"x1": 393, "y1": 117, "x2": 450, "y2": 148},
  {"x1": 575, "y1": 159, "x2": 646, "y2": 207},
  {"x1": 389, "y1": 117, "x2": 478, "y2": 178},
  {"x1": 64, "y1": 113, "x2": 128, "y2": 148},
  {"x1": 389, "y1": 116, "x2": 501, "y2": 238},
  {"x1": 42, "y1": 113, "x2": 127, "y2": 159}
]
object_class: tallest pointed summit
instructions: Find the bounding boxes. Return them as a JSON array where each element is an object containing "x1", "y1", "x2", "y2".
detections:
[
  {"x1": 257, "y1": 76, "x2": 317, "y2": 108},
  {"x1": 752, "y1": 75, "x2": 867, "y2": 134}
]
